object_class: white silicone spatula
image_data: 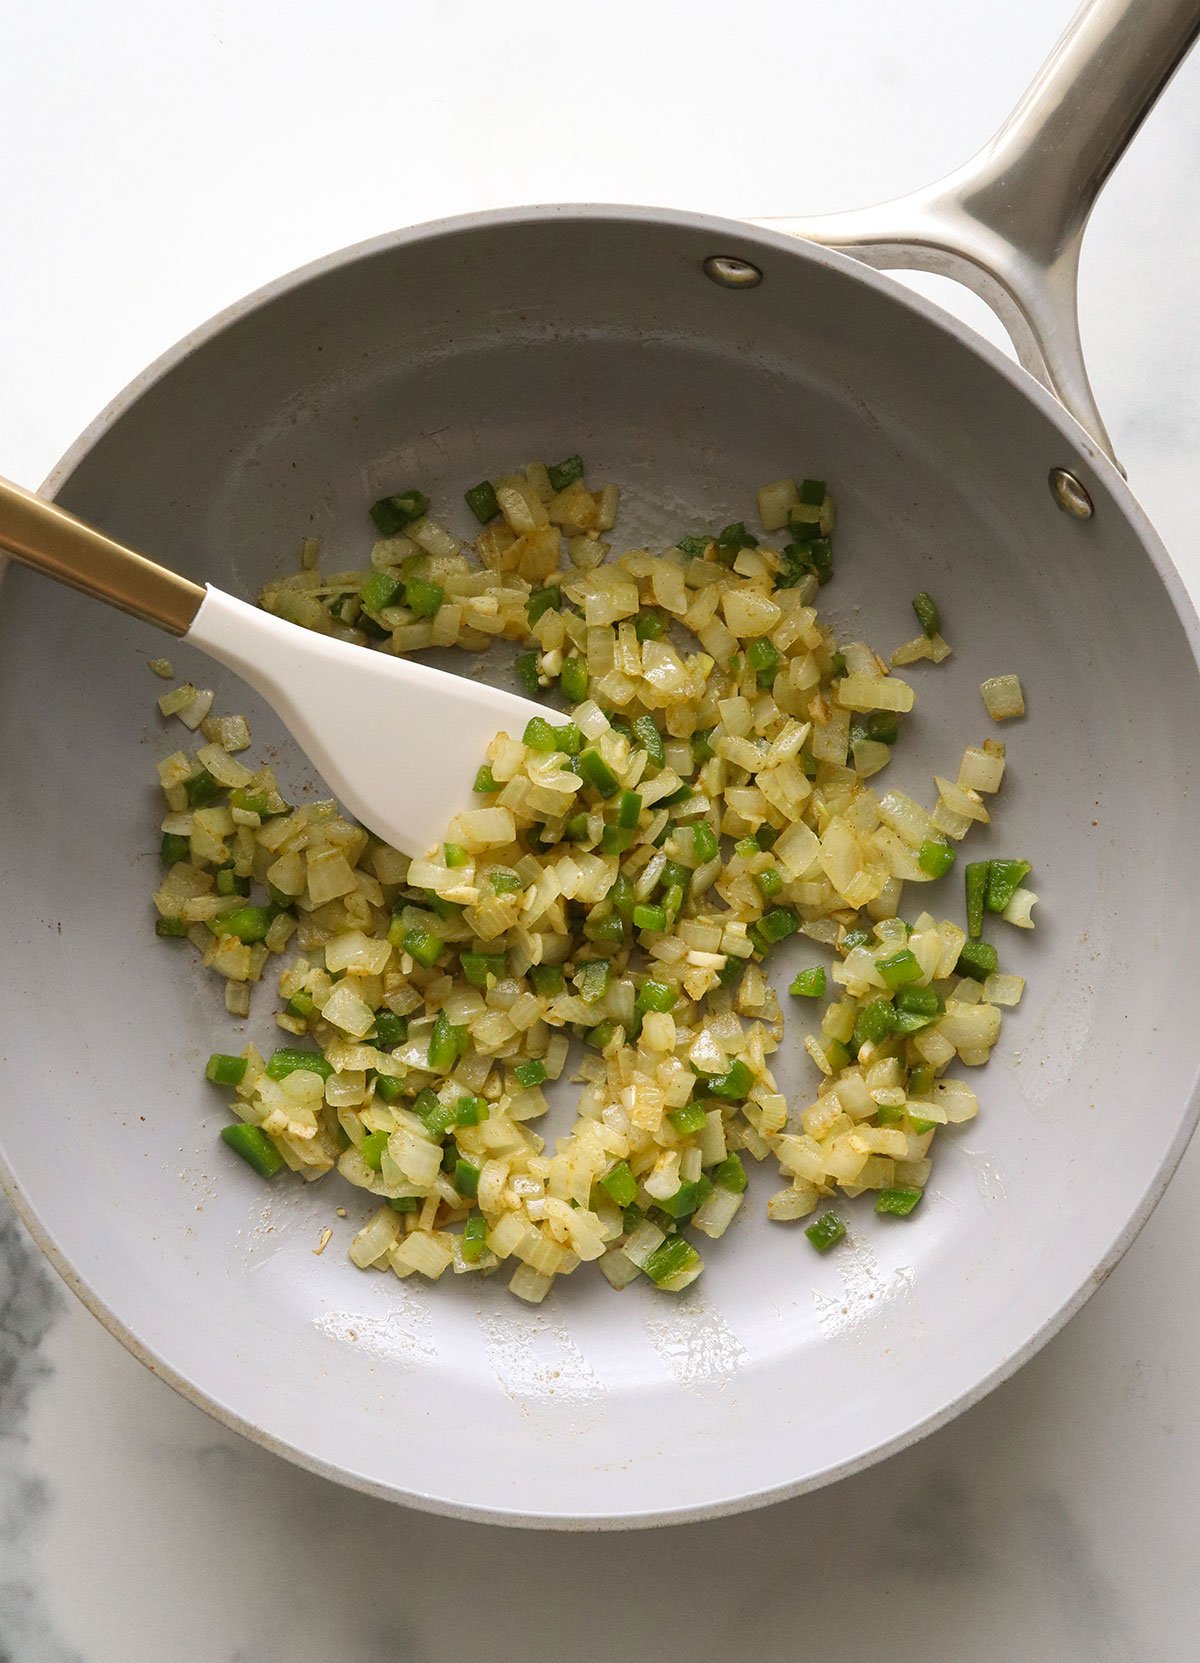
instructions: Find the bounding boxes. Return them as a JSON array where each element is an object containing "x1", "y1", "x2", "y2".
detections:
[{"x1": 0, "y1": 477, "x2": 549, "y2": 855}]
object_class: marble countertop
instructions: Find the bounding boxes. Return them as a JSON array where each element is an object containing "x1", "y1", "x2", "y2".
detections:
[{"x1": 3, "y1": 2, "x2": 1200, "y2": 1657}]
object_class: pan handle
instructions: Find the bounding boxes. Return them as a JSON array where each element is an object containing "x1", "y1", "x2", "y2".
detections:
[{"x1": 754, "y1": 0, "x2": 1200, "y2": 466}]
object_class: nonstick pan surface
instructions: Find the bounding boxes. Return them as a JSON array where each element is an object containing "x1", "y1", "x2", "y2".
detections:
[{"x1": 2, "y1": 197, "x2": 1199, "y2": 1524}]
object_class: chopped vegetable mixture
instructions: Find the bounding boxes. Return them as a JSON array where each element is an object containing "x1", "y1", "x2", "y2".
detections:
[{"x1": 151, "y1": 461, "x2": 1036, "y2": 1302}]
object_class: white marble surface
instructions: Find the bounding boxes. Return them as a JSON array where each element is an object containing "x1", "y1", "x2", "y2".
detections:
[{"x1": 3, "y1": 1, "x2": 1200, "y2": 1657}]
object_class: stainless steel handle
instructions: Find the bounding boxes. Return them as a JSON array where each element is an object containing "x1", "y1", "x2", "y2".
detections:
[
  {"x1": 756, "y1": 0, "x2": 1200, "y2": 464},
  {"x1": 0, "y1": 476, "x2": 204, "y2": 635}
]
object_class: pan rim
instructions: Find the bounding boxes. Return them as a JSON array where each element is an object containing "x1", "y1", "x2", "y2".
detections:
[{"x1": 4, "y1": 200, "x2": 1199, "y2": 1529}]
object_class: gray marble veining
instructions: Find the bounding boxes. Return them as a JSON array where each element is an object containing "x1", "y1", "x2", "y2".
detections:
[{"x1": 0, "y1": 1220, "x2": 80, "y2": 1663}]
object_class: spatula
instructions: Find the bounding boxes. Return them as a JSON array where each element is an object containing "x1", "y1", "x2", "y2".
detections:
[{"x1": 0, "y1": 477, "x2": 550, "y2": 855}]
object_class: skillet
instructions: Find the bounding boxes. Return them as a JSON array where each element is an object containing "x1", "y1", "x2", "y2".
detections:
[{"x1": 2, "y1": 0, "x2": 1199, "y2": 1525}]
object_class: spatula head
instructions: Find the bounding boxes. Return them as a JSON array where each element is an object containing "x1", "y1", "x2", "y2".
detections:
[{"x1": 185, "y1": 586, "x2": 551, "y2": 855}]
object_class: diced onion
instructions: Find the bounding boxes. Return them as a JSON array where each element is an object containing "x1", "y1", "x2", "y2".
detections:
[
  {"x1": 983, "y1": 972, "x2": 1025, "y2": 1006},
  {"x1": 1002, "y1": 887, "x2": 1038, "y2": 928},
  {"x1": 980, "y1": 674, "x2": 1025, "y2": 721}
]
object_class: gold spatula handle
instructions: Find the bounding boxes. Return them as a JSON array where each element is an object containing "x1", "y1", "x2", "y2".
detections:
[{"x1": 0, "y1": 476, "x2": 204, "y2": 636}]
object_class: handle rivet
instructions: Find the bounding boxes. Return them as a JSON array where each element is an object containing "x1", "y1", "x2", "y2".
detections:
[
  {"x1": 1049, "y1": 467, "x2": 1093, "y2": 519},
  {"x1": 703, "y1": 255, "x2": 763, "y2": 289}
]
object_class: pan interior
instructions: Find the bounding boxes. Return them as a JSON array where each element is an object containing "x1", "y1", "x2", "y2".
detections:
[{"x1": 2, "y1": 210, "x2": 1197, "y2": 1524}]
